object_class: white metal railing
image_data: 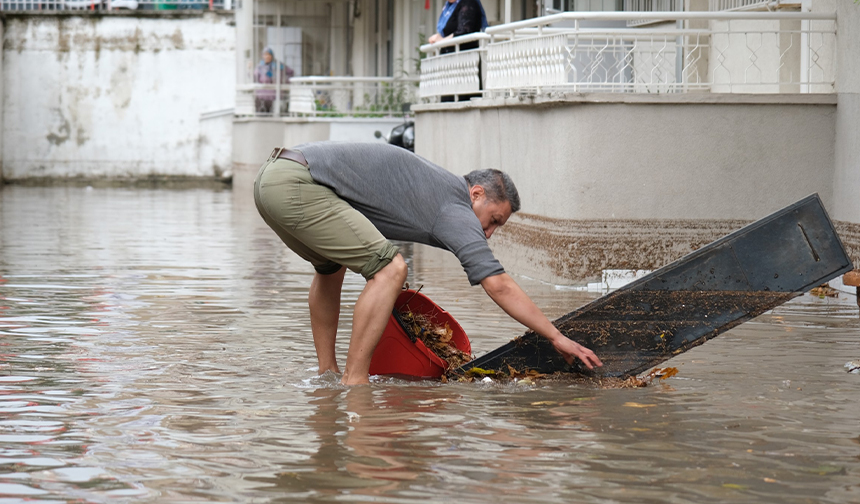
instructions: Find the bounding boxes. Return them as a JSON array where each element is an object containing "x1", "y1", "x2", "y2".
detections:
[
  {"x1": 235, "y1": 77, "x2": 419, "y2": 118},
  {"x1": 0, "y1": 0, "x2": 230, "y2": 10},
  {"x1": 623, "y1": 0, "x2": 682, "y2": 9},
  {"x1": 419, "y1": 11, "x2": 837, "y2": 99},
  {"x1": 709, "y1": 0, "x2": 770, "y2": 11},
  {"x1": 622, "y1": 0, "x2": 683, "y2": 26},
  {"x1": 419, "y1": 33, "x2": 490, "y2": 100}
]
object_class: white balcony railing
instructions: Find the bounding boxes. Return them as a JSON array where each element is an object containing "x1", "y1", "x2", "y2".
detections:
[
  {"x1": 235, "y1": 77, "x2": 419, "y2": 118},
  {"x1": 0, "y1": 0, "x2": 230, "y2": 10},
  {"x1": 419, "y1": 10, "x2": 837, "y2": 100},
  {"x1": 622, "y1": 0, "x2": 683, "y2": 26},
  {"x1": 709, "y1": 0, "x2": 771, "y2": 11},
  {"x1": 419, "y1": 33, "x2": 490, "y2": 100}
]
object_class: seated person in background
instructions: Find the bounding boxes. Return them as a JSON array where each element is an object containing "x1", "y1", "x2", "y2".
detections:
[{"x1": 254, "y1": 47, "x2": 294, "y2": 114}]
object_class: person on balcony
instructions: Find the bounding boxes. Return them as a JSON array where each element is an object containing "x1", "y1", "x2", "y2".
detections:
[
  {"x1": 253, "y1": 47, "x2": 295, "y2": 114},
  {"x1": 429, "y1": 0, "x2": 488, "y2": 101},
  {"x1": 253, "y1": 142, "x2": 603, "y2": 385},
  {"x1": 428, "y1": 0, "x2": 488, "y2": 53}
]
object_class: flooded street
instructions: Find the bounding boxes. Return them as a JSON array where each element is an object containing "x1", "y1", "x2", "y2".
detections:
[{"x1": 1, "y1": 185, "x2": 859, "y2": 503}]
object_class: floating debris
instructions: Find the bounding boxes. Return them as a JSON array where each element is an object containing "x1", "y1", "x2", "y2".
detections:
[
  {"x1": 398, "y1": 310, "x2": 473, "y2": 370},
  {"x1": 463, "y1": 367, "x2": 496, "y2": 378},
  {"x1": 810, "y1": 284, "x2": 839, "y2": 298},
  {"x1": 585, "y1": 366, "x2": 679, "y2": 389},
  {"x1": 844, "y1": 361, "x2": 860, "y2": 374},
  {"x1": 449, "y1": 362, "x2": 679, "y2": 388}
]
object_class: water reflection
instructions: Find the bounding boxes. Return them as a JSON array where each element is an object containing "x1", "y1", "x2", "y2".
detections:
[{"x1": 0, "y1": 185, "x2": 859, "y2": 503}]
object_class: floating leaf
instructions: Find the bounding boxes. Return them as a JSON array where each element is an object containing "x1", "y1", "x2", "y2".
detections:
[
  {"x1": 464, "y1": 367, "x2": 496, "y2": 377},
  {"x1": 653, "y1": 367, "x2": 679, "y2": 380}
]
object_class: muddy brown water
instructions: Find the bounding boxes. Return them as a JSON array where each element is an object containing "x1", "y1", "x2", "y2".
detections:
[{"x1": 1, "y1": 185, "x2": 859, "y2": 503}]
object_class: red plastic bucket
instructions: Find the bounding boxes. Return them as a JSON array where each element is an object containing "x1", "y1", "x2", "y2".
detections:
[{"x1": 368, "y1": 289, "x2": 471, "y2": 378}]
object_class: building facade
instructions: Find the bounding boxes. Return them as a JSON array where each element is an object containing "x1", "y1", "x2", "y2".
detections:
[{"x1": 414, "y1": 1, "x2": 859, "y2": 284}]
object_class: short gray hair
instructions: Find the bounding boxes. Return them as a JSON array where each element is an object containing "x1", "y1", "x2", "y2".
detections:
[{"x1": 464, "y1": 169, "x2": 521, "y2": 213}]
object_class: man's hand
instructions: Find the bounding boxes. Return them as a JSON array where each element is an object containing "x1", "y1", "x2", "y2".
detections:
[
  {"x1": 546, "y1": 332, "x2": 603, "y2": 370},
  {"x1": 481, "y1": 273, "x2": 603, "y2": 370}
]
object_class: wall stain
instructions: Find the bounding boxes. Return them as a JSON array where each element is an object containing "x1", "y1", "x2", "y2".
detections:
[
  {"x1": 134, "y1": 27, "x2": 143, "y2": 54},
  {"x1": 56, "y1": 18, "x2": 70, "y2": 61},
  {"x1": 110, "y1": 63, "x2": 133, "y2": 110},
  {"x1": 76, "y1": 126, "x2": 90, "y2": 147},
  {"x1": 7, "y1": 13, "x2": 234, "y2": 53},
  {"x1": 171, "y1": 28, "x2": 185, "y2": 50},
  {"x1": 834, "y1": 221, "x2": 860, "y2": 268},
  {"x1": 47, "y1": 113, "x2": 71, "y2": 146},
  {"x1": 492, "y1": 214, "x2": 860, "y2": 285},
  {"x1": 492, "y1": 214, "x2": 749, "y2": 284}
]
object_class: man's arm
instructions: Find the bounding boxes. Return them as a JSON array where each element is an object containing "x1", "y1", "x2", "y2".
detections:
[{"x1": 480, "y1": 273, "x2": 603, "y2": 369}]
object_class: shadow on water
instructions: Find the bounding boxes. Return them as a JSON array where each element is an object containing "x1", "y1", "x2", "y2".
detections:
[{"x1": 0, "y1": 185, "x2": 859, "y2": 503}]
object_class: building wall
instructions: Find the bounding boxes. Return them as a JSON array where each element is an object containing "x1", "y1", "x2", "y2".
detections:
[
  {"x1": 417, "y1": 95, "x2": 836, "y2": 220},
  {"x1": 414, "y1": 94, "x2": 851, "y2": 283},
  {"x1": 0, "y1": 19, "x2": 3, "y2": 185},
  {"x1": 2, "y1": 12, "x2": 235, "y2": 182},
  {"x1": 814, "y1": 1, "x2": 860, "y2": 225}
]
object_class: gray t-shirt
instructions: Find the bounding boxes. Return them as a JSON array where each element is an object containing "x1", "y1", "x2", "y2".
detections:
[{"x1": 295, "y1": 141, "x2": 504, "y2": 285}]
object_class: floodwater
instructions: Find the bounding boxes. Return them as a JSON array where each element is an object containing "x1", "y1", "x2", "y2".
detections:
[{"x1": 1, "y1": 185, "x2": 859, "y2": 504}]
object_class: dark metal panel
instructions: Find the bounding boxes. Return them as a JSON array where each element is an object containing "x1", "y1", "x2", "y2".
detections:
[
  {"x1": 455, "y1": 194, "x2": 853, "y2": 379},
  {"x1": 638, "y1": 242, "x2": 749, "y2": 291}
]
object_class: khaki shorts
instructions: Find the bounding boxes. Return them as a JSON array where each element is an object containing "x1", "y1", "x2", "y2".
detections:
[{"x1": 253, "y1": 156, "x2": 399, "y2": 279}]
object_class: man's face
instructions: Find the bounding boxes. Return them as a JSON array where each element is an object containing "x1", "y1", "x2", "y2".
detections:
[{"x1": 470, "y1": 185, "x2": 512, "y2": 239}]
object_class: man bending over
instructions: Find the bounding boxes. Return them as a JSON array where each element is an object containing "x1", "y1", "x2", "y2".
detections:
[{"x1": 253, "y1": 142, "x2": 603, "y2": 385}]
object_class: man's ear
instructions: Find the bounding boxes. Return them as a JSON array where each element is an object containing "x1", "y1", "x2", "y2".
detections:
[{"x1": 469, "y1": 184, "x2": 485, "y2": 203}]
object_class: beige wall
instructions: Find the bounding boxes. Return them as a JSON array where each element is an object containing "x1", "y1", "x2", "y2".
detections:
[{"x1": 416, "y1": 95, "x2": 836, "y2": 221}]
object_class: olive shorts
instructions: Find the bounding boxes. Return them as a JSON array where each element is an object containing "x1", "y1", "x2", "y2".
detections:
[{"x1": 253, "y1": 156, "x2": 399, "y2": 279}]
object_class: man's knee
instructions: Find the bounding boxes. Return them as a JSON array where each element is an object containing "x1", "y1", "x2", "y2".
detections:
[{"x1": 376, "y1": 254, "x2": 407, "y2": 284}]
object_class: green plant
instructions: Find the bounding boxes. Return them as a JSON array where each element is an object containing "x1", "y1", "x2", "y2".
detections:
[
  {"x1": 353, "y1": 80, "x2": 415, "y2": 117},
  {"x1": 313, "y1": 96, "x2": 346, "y2": 117}
]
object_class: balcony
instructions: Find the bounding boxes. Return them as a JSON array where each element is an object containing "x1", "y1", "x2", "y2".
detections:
[
  {"x1": 236, "y1": 77, "x2": 419, "y2": 119},
  {"x1": 419, "y1": 10, "x2": 836, "y2": 99}
]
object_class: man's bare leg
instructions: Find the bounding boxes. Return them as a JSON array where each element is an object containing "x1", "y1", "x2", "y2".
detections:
[
  {"x1": 341, "y1": 255, "x2": 408, "y2": 385},
  {"x1": 308, "y1": 266, "x2": 347, "y2": 374}
]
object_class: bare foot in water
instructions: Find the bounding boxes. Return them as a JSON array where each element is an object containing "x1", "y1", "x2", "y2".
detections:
[{"x1": 340, "y1": 370, "x2": 370, "y2": 386}]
